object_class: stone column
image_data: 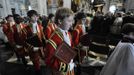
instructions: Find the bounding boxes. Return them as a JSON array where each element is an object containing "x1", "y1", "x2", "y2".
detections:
[
  {"x1": 43, "y1": 0, "x2": 47, "y2": 15},
  {"x1": 37, "y1": 0, "x2": 47, "y2": 16},
  {"x1": 0, "y1": 0, "x2": 12, "y2": 18},
  {"x1": 103, "y1": 0, "x2": 110, "y2": 14},
  {"x1": 47, "y1": 0, "x2": 57, "y2": 15},
  {"x1": 63, "y1": 0, "x2": 71, "y2": 8},
  {"x1": 125, "y1": 0, "x2": 134, "y2": 12},
  {"x1": 29, "y1": 0, "x2": 47, "y2": 16},
  {"x1": 29, "y1": 0, "x2": 38, "y2": 11}
]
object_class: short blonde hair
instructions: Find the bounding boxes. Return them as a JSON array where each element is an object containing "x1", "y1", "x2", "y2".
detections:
[{"x1": 55, "y1": 7, "x2": 74, "y2": 24}]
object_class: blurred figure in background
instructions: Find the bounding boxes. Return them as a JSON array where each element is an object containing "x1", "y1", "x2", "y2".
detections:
[
  {"x1": 44, "y1": 13, "x2": 57, "y2": 40},
  {"x1": 72, "y1": 12, "x2": 87, "y2": 46},
  {"x1": 100, "y1": 23, "x2": 134, "y2": 75}
]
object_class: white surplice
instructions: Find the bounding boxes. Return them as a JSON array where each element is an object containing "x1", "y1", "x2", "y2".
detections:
[{"x1": 100, "y1": 41, "x2": 134, "y2": 75}]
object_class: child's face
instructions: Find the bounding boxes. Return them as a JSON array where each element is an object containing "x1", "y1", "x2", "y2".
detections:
[
  {"x1": 7, "y1": 17, "x2": 14, "y2": 22},
  {"x1": 31, "y1": 14, "x2": 39, "y2": 23},
  {"x1": 51, "y1": 17, "x2": 55, "y2": 22},
  {"x1": 81, "y1": 18, "x2": 86, "y2": 25},
  {"x1": 61, "y1": 15, "x2": 74, "y2": 30}
]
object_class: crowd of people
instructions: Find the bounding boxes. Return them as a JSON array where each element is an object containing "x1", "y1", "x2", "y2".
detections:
[{"x1": 0, "y1": 7, "x2": 134, "y2": 75}]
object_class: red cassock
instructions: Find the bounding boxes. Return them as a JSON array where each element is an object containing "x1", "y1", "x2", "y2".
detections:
[
  {"x1": 23, "y1": 23, "x2": 44, "y2": 70},
  {"x1": 44, "y1": 22, "x2": 57, "y2": 39},
  {"x1": 12, "y1": 23, "x2": 27, "y2": 45},
  {"x1": 3, "y1": 23, "x2": 14, "y2": 44},
  {"x1": 12, "y1": 23, "x2": 27, "y2": 56},
  {"x1": 72, "y1": 24, "x2": 84, "y2": 46},
  {"x1": 45, "y1": 28, "x2": 74, "y2": 75},
  {"x1": 23, "y1": 23, "x2": 44, "y2": 45}
]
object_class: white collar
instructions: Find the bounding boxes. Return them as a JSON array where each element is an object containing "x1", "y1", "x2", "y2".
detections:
[
  {"x1": 32, "y1": 22, "x2": 38, "y2": 33},
  {"x1": 58, "y1": 27, "x2": 68, "y2": 33},
  {"x1": 58, "y1": 27, "x2": 71, "y2": 46},
  {"x1": 32, "y1": 22, "x2": 38, "y2": 26}
]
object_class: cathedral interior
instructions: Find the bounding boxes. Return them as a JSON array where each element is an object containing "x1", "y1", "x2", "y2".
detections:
[{"x1": 0, "y1": 0, "x2": 134, "y2": 75}]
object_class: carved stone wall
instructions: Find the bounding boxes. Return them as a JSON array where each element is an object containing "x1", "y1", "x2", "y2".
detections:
[
  {"x1": 0, "y1": 0, "x2": 12, "y2": 18},
  {"x1": 125, "y1": 0, "x2": 134, "y2": 12}
]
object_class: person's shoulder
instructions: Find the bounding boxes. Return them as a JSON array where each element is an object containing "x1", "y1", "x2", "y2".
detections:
[
  {"x1": 50, "y1": 28, "x2": 63, "y2": 39},
  {"x1": 119, "y1": 42, "x2": 134, "y2": 55},
  {"x1": 119, "y1": 42, "x2": 134, "y2": 50},
  {"x1": 126, "y1": 43, "x2": 134, "y2": 50}
]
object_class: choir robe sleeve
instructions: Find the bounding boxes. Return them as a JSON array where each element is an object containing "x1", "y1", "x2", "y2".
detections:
[
  {"x1": 72, "y1": 29, "x2": 80, "y2": 46},
  {"x1": 44, "y1": 30, "x2": 69, "y2": 72}
]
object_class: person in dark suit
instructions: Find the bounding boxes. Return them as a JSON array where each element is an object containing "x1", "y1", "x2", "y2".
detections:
[{"x1": 122, "y1": 12, "x2": 134, "y2": 27}]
